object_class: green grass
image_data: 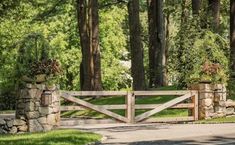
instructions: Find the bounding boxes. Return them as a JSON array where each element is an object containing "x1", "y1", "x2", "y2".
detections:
[
  {"x1": 61, "y1": 86, "x2": 189, "y2": 119},
  {"x1": 0, "y1": 129, "x2": 101, "y2": 145},
  {"x1": 195, "y1": 116, "x2": 235, "y2": 124}
]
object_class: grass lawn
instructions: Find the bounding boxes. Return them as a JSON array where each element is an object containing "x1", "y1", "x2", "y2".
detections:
[
  {"x1": 0, "y1": 129, "x2": 101, "y2": 145},
  {"x1": 195, "y1": 116, "x2": 235, "y2": 124},
  {"x1": 61, "y1": 86, "x2": 189, "y2": 119}
]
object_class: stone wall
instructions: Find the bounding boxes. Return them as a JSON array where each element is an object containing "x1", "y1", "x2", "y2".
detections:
[
  {"x1": 192, "y1": 83, "x2": 235, "y2": 120},
  {"x1": 0, "y1": 118, "x2": 27, "y2": 134},
  {"x1": 0, "y1": 83, "x2": 60, "y2": 134},
  {"x1": 225, "y1": 99, "x2": 235, "y2": 116}
]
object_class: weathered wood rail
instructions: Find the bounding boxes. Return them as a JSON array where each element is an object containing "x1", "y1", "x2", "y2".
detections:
[{"x1": 60, "y1": 90, "x2": 198, "y2": 124}]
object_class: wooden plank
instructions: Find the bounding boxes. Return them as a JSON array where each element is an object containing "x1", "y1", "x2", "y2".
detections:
[
  {"x1": 60, "y1": 105, "x2": 126, "y2": 111},
  {"x1": 135, "y1": 103, "x2": 194, "y2": 109},
  {"x1": 193, "y1": 92, "x2": 199, "y2": 120},
  {"x1": 61, "y1": 94, "x2": 128, "y2": 122},
  {"x1": 135, "y1": 92, "x2": 196, "y2": 122},
  {"x1": 61, "y1": 91, "x2": 128, "y2": 96},
  {"x1": 60, "y1": 103, "x2": 194, "y2": 111},
  {"x1": 61, "y1": 106, "x2": 85, "y2": 111},
  {"x1": 60, "y1": 118, "x2": 118, "y2": 126},
  {"x1": 143, "y1": 116, "x2": 194, "y2": 123},
  {"x1": 126, "y1": 92, "x2": 135, "y2": 123},
  {"x1": 134, "y1": 90, "x2": 197, "y2": 96}
]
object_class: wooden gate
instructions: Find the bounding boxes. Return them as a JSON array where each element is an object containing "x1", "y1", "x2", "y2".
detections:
[{"x1": 60, "y1": 90, "x2": 198, "y2": 124}]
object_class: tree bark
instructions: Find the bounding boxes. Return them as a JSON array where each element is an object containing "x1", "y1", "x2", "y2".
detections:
[
  {"x1": 208, "y1": 0, "x2": 220, "y2": 30},
  {"x1": 90, "y1": 0, "x2": 102, "y2": 90},
  {"x1": 231, "y1": 0, "x2": 235, "y2": 74},
  {"x1": 147, "y1": 0, "x2": 166, "y2": 88},
  {"x1": 127, "y1": 0, "x2": 145, "y2": 90},
  {"x1": 192, "y1": 0, "x2": 201, "y2": 15},
  {"x1": 164, "y1": 11, "x2": 170, "y2": 86},
  {"x1": 156, "y1": 0, "x2": 166, "y2": 87},
  {"x1": 76, "y1": 0, "x2": 102, "y2": 91},
  {"x1": 147, "y1": 0, "x2": 158, "y2": 88}
]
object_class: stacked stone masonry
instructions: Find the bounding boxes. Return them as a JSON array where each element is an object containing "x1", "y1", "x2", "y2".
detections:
[
  {"x1": 196, "y1": 83, "x2": 235, "y2": 119},
  {"x1": 0, "y1": 84, "x2": 60, "y2": 134},
  {"x1": 0, "y1": 118, "x2": 27, "y2": 134}
]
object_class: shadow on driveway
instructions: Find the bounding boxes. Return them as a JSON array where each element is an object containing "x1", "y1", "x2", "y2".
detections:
[{"x1": 100, "y1": 135, "x2": 235, "y2": 145}]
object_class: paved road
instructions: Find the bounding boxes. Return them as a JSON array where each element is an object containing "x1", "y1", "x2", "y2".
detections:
[{"x1": 61, "y1": 123, "x2": 235, "y2": 145}]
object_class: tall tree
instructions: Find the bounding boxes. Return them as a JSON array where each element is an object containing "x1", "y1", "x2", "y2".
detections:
[
  {"x1": 192, "y1": 0, "x2": 201, "y2": 15},
  {"x1": 147, "y1": 0, "x2": 166, "y2": 88},
  {"x1": 231, "y1": 0, "x2": 235, "y2": 75},
  {"x1": 208, "y1": 0, "x2": 220, "y2": 30},
  {"x1": 77, "y1": 0, "x2": 102, "y2": 91},
  {"x1": 127, "y1": 0, "x2": 145, "y2": 90}
]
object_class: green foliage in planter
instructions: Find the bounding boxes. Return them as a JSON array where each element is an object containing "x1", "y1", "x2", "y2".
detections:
[{"x1": 16, "y1": 32, "x2": 61, "y2": 82}]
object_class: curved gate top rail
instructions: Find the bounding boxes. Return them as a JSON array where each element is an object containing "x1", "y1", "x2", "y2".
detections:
[{"x1": 60, "y1": 90, "x2": 198, "y2": 124}]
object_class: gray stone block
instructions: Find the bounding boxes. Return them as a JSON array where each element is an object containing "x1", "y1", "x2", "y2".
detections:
[
  {"x1": 38, "y1": 117, "x2": 47, "y2": 124},
  {"x1": 17, "y1": 125, "x2": 28, "y2": 132},
  {"x1": 9, "y1": 126, "x2": 17, "y2": 134},
  {"x1": 26, "y1": 111, "x2": 40, "y2": 119},
  {"x1": 226, "y1": 107, "x2": 235, "y2": 115},
  {"x1": 6, "y1": 120, "x2": 13, "y2": 128},
  {"x1": 28, "y1": 119, "x2": 43, "y2": 132},
  {"x1": 13, "y1": 119, "x2": 26, "y2": 126},
  {"x1": 0, "y1": 119, "x2": 6, "y2": 125},
  {"x1": 25, "y1": 102, "x2": 35, "y2": 111}
]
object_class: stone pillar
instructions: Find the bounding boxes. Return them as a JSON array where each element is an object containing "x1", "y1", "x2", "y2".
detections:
[
  {"x1": 16, "y1": 84, "x2": 60, "y2": 133},
  {"x1": 213, "y1": 84, "x2": 227, "y2": 117},
  {"x1": 198, "y1": 83, "x2": 226, "y2": 119}
]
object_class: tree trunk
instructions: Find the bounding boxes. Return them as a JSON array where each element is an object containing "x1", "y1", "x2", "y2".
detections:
[
  {"x1": 231, "y1": 0, "x2": 235, "y2": 74},
  {"x1": 156, "y1": 0, "x2": 166, "y2": 87},
  {"x1": 76, "y1": 0, "x2": 102, "y2": 91},
  {"x1": 208, "y1": 0, "x2": 220, "y2": 31},
  {"x1": 164, "y1": 11, "x2": 170, "y2": 86},
  {"x1": 147, "y1": 0, "x2": 158, "y2": 88},
  {"x1": 147, "y1": 0, "x2": 166, "y2": 88},
  {"x1": 77, "y1": 0, "x2": 91, "y2": 90},
  {"x1": 127, "y1": 0, "x2": 145, "y2": 90},
  {"x1": 90, "y1": 0, "x2": 102, "y2": 90},
  {"x1": 192, "y1": 0, "x2": 201, "y2": 15}
]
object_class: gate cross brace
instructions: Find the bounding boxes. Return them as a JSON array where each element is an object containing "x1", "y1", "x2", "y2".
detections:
[
  {"x1": 61, "y1": 93, "x2": 128, "y2": 123},
  {"x1": 135, "y1": 92, "x2": 196, "y2": 122}
]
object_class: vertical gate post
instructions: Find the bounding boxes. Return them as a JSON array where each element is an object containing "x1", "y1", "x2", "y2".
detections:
[
  {"x1": 126, "y1": 92, "x2": 135, "y2": 123},
  {"x1": 192, "y1": 92, "x2": 199, "y2": 120}
]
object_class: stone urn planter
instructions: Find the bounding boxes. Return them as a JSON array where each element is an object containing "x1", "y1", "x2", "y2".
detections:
[{"x1": 21, "y1": 74, "x2": 47, "y2": 83}]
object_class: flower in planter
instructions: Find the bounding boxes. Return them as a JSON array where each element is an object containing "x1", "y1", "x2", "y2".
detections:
[{"x1": 200, "y1": 60, "x2": 227, "y2": 83}]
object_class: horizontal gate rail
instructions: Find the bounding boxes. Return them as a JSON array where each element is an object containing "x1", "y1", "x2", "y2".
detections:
[
  {"x1": 144, "y1": 116, "x2": 195, "y2": 123},
  {"x1": 61, "y1": 91, "x2": 127, "y2": 96},
  {"x1": 134, "y1": 90, "x2": 195, "y2": 96},
  {"x1": 60, "y1": 103, "x2": 194, "y2": 111}
]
